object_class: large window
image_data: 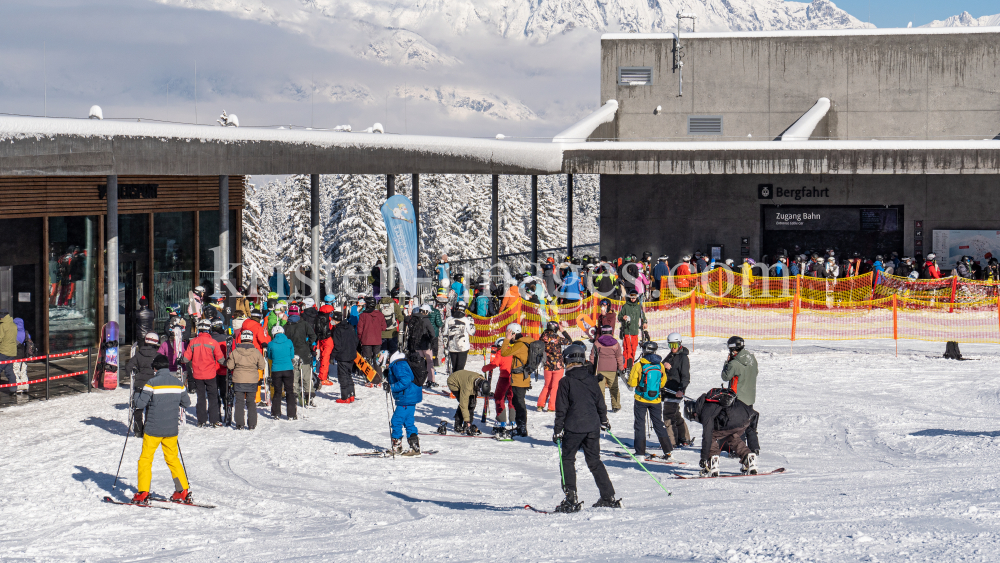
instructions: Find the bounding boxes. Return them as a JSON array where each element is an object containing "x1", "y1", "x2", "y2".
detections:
[
  {"x1": 198, "y1": 209, "x2": 238, "y2": 295},
  {"x1": 153, "y1": 212, "x2": 194, "y2": 331},
  {"x1": 48, "y1": 216, "x2": 98, "y2": 352}
]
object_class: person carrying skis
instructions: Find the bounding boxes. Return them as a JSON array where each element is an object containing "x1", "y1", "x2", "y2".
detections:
[
  {"x1": 662, "y1": 332, "x2": 692, "y2": 447},
  {"x1": 379, "y1": 294, "x2": 405, "y2": 356},
  {"x1": 721, "y1": 335, "x2": 760, "y2": 454},
  {"x1": 487, "y1": 337, "x2": 515, "y2": 437},
  {"x1": 446, "y1": 369, "x2": 489, "y2": 435},
  {"x1": 123, "y1": 332, "x2": 161, "y2": 436},
  {"x1": 617, "y1": 289, "x2": 646, "y2": 367},
  {"x1": 500, "y1": 322, "x2": 538, "y2": 437},
  {"x1": 131, "y1": 353, "x2": 192, "y2": 505},
  {"x1": 626, "y1": 341, "x2": 673, "y2": 460},
  {"x1": 227, "y1": 329, "x2": 267, "y2": 429},
  {"x1": 357, "y1": 297, "x2": 386, "y2": 385},
  {"x1": 330, "y1": 311, "x2": 359, "y2": 403},
  {"x1": 384, "y1": 351, "x2": 423, "y2": 456},
  {"x1": 596, "y1": 299, "x2": 616, "y2": 335},
  {"x1": 181, "y1": 320, "x2": 225, "y2": 428},
  {"x1": 283, "y1": 304, "x2": 317, "y2": 408},
  {"x1": 428, "y1": 296, "x2": 446, "y2": 368},
  {"x1": 537, "y1": 321, "x2": 572, "y2": 412},
  {"x1": 589, "y1": 325, "x2": 624, "y2": 413},
  {"x1": 552, "y1": 342, "x2": 620, "y2": 512},
  {"x1": 684, "y1": 387, "x2": 758, "y2": 477}
]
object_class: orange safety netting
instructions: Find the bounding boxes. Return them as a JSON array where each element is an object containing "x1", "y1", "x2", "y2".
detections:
[{"x1": 466, "y1": 283, "x2": 1000, "y2": 348}]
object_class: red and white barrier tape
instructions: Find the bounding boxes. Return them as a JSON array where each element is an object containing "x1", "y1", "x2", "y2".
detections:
[
  {"x1": 0, "y1": 348, "x2": 90, "y2": 366},
  {"x1": 0, "y1": 370, "x2": 89, "y2": 389}
]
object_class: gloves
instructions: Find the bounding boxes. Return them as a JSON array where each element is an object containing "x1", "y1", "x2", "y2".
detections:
[
  {"x1": 482, "y1": 363, "x2": 497, "y2": 373},
  {"x1": 601, "y1": 420, "x2": 611, "y2": 432},
  {"x1": 552, "y1": 429, "x2": 565, "y2": 444},
  {"x1": 381, "y1": 380, "x2": 390, "y2": 392}
]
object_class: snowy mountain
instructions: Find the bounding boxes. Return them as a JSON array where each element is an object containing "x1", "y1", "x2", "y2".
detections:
[
  {"x1": 155, "y1": 0, "x2": 872, "y2": 126},
  {"x1": 919, "y1": 12, "x2": 1000, "y2": 28}
]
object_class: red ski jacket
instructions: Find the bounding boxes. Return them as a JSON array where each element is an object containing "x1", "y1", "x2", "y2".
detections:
[{"x1": 183, "y1": 332, "x2": 225, "y2": 380}]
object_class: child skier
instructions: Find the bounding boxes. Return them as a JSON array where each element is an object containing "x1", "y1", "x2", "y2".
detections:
[
  {"x1": 132, "y1": 354, "x2": 192, "y2": 505},
  {"x1": 384, "y1": 351, "x2": 423, "y2": 456},
  {"x1": 487, "y1": 337, "x2": 515, "y2": 438},
  {"x1": 626, "y1": 341, "x2": 673, "y2": 460}
]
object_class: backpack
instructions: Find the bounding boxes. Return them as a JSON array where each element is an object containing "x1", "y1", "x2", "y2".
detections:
[
  {"x1": 705, "y1": 387, "x2": 737, "y2": 407},
  {"x1": 486, "y1": 296, "x2": 500, "y2": 317},
  {"x1": 380, "y1": 301, "x2": 397, "y2": 331},
  {"x1": 406, "y1": 351, "x2": 428, "y2": 386},
  {"x1": 514, "y1": 339, "x2": 546, "y2": 375},
  {"x1": 635, "y1": 361, "x2": 664, "y2": 401}
]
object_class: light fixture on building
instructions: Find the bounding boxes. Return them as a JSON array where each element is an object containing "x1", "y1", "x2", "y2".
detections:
[{"x1": 89, "y1": 105, "x2": 103, "y2": 120}]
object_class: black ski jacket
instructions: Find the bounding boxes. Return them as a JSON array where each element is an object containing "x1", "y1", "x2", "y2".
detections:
[
  {"x1": 284, "y1": 318, "x2": 317, "y2": 361},
  {"x1": 405, "y1": 314, "x2": 434, "y2": 351},
  {"x1": 331, "y1": 322, "x2": 359, "y2": 362},
  {"x1": 554, "y1": 364, "x2": 608, "y2": 435},
  {"x1": 135, "y1": 306, "x2": 156, "y2": 341},
  {"x1": 124, "y1": 343, "x2": 159, "y2": 389},
  {"x1": 663, "y1": 346, "x2": 691, "y2": 394},
  {"x1": 692, "y1": 393, "x2": 755, "y2": 461}
]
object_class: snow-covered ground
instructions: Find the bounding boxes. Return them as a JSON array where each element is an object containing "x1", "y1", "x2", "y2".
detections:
[{"x1": 2, "y1": 337, "x2": 999, "y2": 562}]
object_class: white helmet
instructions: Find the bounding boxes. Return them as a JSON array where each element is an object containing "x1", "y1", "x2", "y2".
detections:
[
  {"x1": 927, "y1": 253, "x2": 936, "y2": 260},
  {"x1": 144, "y1": 332, "x2": 159, "y2": 345},
  {"x1": 816, "y1": 257, "x2": 825, "y2": 263},
  {"x1": 667, "y1": 332, "x2": 682, "y2": 344},
  {"x1": 271, "y1": 325, "x2": 284, "y2": 335},
  {"x1": 302, "y1": 297, "x2": 316, "y2": 308},
  {"x1": 389, "y1": 351, "x2": 406, "y2": 364},
  {"x1": 507, "y1": 322, "x2": 521, "y2": 334}
]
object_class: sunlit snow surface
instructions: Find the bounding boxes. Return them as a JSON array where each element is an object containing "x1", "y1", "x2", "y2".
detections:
[{"x1": 3, "y1": 337, "x2": 999, "y2": 562}]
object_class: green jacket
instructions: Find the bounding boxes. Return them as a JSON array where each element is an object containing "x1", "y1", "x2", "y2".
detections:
[
  {"x1": 617, "y1": 301, "x2": 646, "y2": 336},
  {"x1": 447, "y1": 369, "x2": 485, "y2": 422},
  {"x1": 0, "y1": 314, "x2": 16, "y2": 357},
  {"x1": 721, "y1": 349, "x2": 758, "y2": 405},
  {"x1": 429, "y1": 309, "x2": 445, "y2": 338}
]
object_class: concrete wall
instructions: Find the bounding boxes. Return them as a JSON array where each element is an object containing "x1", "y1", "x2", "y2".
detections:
[
  {"x1": 602, "y1": 31, "x2": 1000, "y2": 142},
  {"x1": 600, "y1": 174, "x2": 1000, "y2": 261}
]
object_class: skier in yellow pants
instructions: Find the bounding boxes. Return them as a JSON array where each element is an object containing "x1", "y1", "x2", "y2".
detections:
[{"x1": 132, "y1": 353, "x2": 193, "y2": 505}]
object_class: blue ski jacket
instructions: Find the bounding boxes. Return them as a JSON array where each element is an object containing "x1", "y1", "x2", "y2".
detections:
[
  {"x1": 267, "y1": 333, "x2": 296, "y2": 371},
  {"x1": 387, "y1": 359, "x2": 423, "y2": 406}
]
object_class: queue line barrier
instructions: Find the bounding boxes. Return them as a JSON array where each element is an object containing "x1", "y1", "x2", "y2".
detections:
[
  {"x1": 466, "y1": 286, "x2": 1000, "y2": 351},
  {"x1": 0, "y1": 347, "x2": 92, "y2": 401}
]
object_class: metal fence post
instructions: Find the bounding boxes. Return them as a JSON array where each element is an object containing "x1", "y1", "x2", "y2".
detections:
[
  {"x1": 87, "y1": 347, "x2": 93, "y2": 393},
  {"x1": 45, "y1": 353, "x2": 50, "y2": 400}
]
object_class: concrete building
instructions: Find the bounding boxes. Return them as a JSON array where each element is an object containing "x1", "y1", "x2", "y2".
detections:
[{"x1": 594, "y1": 26, "x2": 1000, "y2": 263}]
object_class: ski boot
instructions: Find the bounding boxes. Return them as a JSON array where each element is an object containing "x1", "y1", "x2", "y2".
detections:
[
  {"x1": 741, "y1": 452, "x2": 758, "y2": 475},
  {"x1": 554, "y1": 490, "x2": 583, "y2": 513},
  {"x1": 402, "y1": 434, "x2": 421, "y2": 457},
  {"x1": 466, "y1": 424, "x2": 482, "y2": 436},
  {"x1": 515, "y1": 425, "x2": 528, "y2": 438},
  {"x1": 391, "y1": 438, "x2": 404, "y2": 455},
  {"x1": 491, "y1": 425, "x2": 504, "y2": 436},
  {"x1": 436, "y1": 421, "x2": 448, "y2": 435},
  {"x1": 699, "y1": 455, "x2": 720, "y2": 478},
  {"x1": 592, "y1": 496, "x2": 623, "y2": 508},
  {"x1": 131, "y1": 491, "x2": 150, "y2": 505},
  {"x1": 170, "y1": 489, "x2": 193, "y2": 504}
]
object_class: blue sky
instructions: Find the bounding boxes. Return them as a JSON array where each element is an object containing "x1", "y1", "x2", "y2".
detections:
[{"x1": 821, "y1": 0, "x2": 997, "y2": 28}]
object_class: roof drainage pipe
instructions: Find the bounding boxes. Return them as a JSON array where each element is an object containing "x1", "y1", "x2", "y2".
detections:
[
  {"x1": 552, "y1": 100, "x2": 619, "y2": 143},
  {"x1": 780, "y1": 97, "x2": 831, "y2": 141}
]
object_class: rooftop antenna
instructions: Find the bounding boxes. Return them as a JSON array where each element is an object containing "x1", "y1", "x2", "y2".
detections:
[
  {"x1": 675, "y1": 13, "x2": 697, "y2": 96},
  {"x1": 311, "y1": 72, "x2": 314, "y2": 128},
  {"x1": 43, "y1": 41, "x2": 47, "y2": 117},
  {"x1": 194, "y1": 60, "x2": 198, "y2": 125}
]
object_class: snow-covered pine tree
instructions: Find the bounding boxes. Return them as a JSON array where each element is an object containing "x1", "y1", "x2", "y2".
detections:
[
  {"x1": 241, "y1": 182, "x2": 271, "y2": 290},
  {"x1": 324, "y1": 174, "x2": 388, "y2": 293},
  {"x1": 537, "y1": 176, "x2": 568, "y2": 254},
  {"x1": 498, "y1": 175, "x2": 531, "y2": 272},
  {"x1": 275, "y1": 175, "x2": 313, "y2": 284}
]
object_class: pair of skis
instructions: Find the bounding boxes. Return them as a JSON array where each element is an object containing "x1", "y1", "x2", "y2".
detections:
[{"x1": 102, "y1": 495, "x2": 215, "y2": 509}]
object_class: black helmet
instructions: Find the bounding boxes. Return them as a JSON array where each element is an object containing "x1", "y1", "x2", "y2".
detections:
[
  {"x1": 627, "y1": 289, "x2": 639, "y2": 299},
  {"x1": 600, "y1": 298, "x2": 611, "y2": 309},
  {"x1": 453, "y1": 273, "x2": 462, "y2": 282},
  {"x1": 546, "y1": 321, "x2": 560, "y2": 333},
  {"x1": 561, "y1": 342, "x2": 587, "y2": 365},
  {"x1": 475, "y1": 377, "x2": 491, "y2": 397},
  {"x1": 683, "y1": 399, "x2": 698, "y2": 421},
  {"x1": 876, "y1": 255, "x2": 884, "y2": 261},
  {"x1": 250, "y1": 309, "x2": 263, "y2": 320},
  {"x1": 211, "y1": 318, "x2": 225, "y2": 333},
  {"x1": 599, "y1": 324, "x2": 613, "y2": 335},
  {"x1": 364, "y1": 297, "x2": 377, "y2": 311},
  {"x1": 727, "y1": 336, "x2": 744, "y2": 352},
  {"x1": 642, "y1": 341, "x2": 658, "y2": 355}
]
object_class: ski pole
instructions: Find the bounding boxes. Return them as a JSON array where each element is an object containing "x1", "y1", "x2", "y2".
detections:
[
  {"x1": 177, "y1": 439, "x2": 190, "y2": 486},
  {"x1": 605, "y1": 430, "x2": 672, "y2": 495},
  {"x1": 556, "y1": 438, "x2": 566, "y2": 492},
  {"x1": 112, "y1": 401, "x2": 135, "y2": 491}
]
